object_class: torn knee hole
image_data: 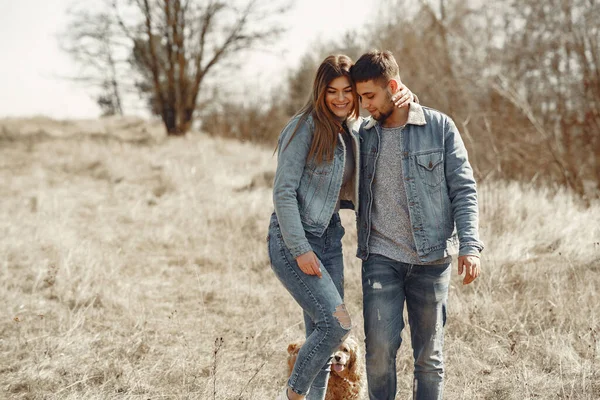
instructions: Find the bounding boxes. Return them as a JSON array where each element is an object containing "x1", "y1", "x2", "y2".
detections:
[{"x1": 333, "y1": 303, "x2": 352, "y2": 330}]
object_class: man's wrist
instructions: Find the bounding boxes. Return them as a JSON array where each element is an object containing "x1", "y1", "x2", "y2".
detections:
[{"x1": 458, "y1": 253, "x2": 480, "y2": 259}]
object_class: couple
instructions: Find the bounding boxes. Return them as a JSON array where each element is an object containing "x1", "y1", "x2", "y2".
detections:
[{"x1": 267, "y1": 50, "x2": 484, "y2": 400}]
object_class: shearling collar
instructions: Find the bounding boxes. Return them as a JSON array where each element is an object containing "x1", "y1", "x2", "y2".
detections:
[
  {"x1": 364, "y1": 102, "x2": 427, "y2": 130},
  {"x1": 345, "y1": 117, "x2": 362, "y2": 133}
]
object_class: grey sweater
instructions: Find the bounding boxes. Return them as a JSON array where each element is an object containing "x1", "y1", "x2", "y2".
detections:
[{"x1": 369, "y1": 126, "x2": 451, "y2": 265}]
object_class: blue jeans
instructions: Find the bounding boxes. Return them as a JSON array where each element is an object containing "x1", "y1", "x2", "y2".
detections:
[
  {"x1": 268, "y1": 212, "x2": 351, "y2": 399},
  {"x1": 362, "y1": 253, "x2": 450, "y2": 400}
]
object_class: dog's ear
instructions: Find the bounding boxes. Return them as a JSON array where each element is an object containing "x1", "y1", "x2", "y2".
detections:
[
  {"x1": 287, "y1": 342, "x2": 300, "y2": 355},
  {"x1": 344, "y1": 336, "x2": 359, "y2": 354},
  {"x1": 346, "y1": 338, "x2": 360, "y2": 370},
  {"x1": 345, "y1": 348, "x2": 354, "y2": 370}
]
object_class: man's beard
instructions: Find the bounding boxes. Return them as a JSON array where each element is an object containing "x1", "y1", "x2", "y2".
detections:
[
  {"x1": 373, "y1": 106, "x2": 394, "y2": 122},
  {"x1": 372, "y1": 92, "x2": 395, "y2": 122}
]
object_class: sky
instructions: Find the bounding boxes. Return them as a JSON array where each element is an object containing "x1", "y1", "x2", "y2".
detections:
[{"x1": 0, "y1": 0, "x2": 372, "y2": 119}]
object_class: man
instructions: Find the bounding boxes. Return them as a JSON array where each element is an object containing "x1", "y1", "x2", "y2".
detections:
[{"x1": 350, "y1": 50, "x2": 484, "y2": 400}]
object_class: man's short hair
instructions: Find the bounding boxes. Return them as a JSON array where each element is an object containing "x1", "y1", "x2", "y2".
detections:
[{"x1": 351, "y1": 50, "x2": 400, "y2": 87}]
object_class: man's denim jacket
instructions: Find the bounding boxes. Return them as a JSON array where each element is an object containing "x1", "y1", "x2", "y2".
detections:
[
  {"x1": 273, "y1": 114, "x2": 360, "y2": 258},
  {"x1": 357, "y1": 103, "x2": 484, "y2": 262}
]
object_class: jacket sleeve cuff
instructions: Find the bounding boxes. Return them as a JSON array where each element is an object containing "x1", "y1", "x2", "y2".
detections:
[
  {"x1": 458, "y1": 242, "x2": 484, "y2": 257},
  {"x1": 289, "y1": 242, "x2": 313, "y2": 259}
]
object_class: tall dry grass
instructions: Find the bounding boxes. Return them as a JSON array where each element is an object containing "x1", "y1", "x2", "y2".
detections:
[{"x1": 0, "y1": 117, "x2": 598, "y2": 399}]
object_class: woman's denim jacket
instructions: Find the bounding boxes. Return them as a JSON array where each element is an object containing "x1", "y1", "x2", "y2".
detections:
[
  {"x1": 357, "y1": 103, "x2": 484, "y2": 262},
  {"x1": 273, "y1": 114, "x2": 360, "y2": 258}
]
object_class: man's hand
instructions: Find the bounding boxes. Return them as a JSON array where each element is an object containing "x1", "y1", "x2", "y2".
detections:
[
  {"x1": 391, "y1": 83, "x2": 414, "y2": 108},
  {"x1": 458, "y1": 255, "x2": 481, "y2": 285},
  {"x1": 295, "y1": 251, "x2": 322, "y2": 278}
]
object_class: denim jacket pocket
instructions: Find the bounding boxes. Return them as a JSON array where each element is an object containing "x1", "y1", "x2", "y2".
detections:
[
  {"x1": 416, "y1": 151, "x2": 444, "y2": 187},
  {"x1": 306, "y1": 159, "x2": 333, "y2": 176}
]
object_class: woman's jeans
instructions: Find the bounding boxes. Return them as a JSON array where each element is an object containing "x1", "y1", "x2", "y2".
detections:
[
  {"x1": 268, "y1": 212, "x2": 351, "y2": 399},
  {"x1": 362, "y1": 253, "x2": 451, "y2": 400}
]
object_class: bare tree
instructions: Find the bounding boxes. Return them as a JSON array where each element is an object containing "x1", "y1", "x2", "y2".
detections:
[
  {"x1": 495, "y1": 0, "x2": 600, "y2": 196},
  {"x1": 60, "y1": 6, "x2": 127, "y2": 116},
  {"x1": 61, "y1": 0, "x2": 288, "y2": 134},
  {"x1": 122, "y1": 0, "x2": 288, "y2": 135}
]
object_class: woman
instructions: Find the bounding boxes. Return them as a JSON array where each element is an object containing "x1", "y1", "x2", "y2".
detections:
[{"x1": 268, "y1": 54, "x2": 412, "y2": 400}]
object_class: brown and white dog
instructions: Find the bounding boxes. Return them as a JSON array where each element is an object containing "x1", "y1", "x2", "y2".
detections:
[{"x1": 286, "y1": 336, "x2": 363, "y2": 400}]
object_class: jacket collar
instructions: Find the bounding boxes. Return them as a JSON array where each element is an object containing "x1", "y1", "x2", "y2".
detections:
[{"x1": 364, "y1": 102, "x2": 426, "y2": 130}]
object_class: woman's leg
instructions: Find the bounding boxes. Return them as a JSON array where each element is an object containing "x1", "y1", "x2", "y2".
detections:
[
  {"x1": 268, "y1": 218, "x2": 351, "y2": 399},
  {"x1": 302, "y1": 218, "x2": 346, "y2": 400}
]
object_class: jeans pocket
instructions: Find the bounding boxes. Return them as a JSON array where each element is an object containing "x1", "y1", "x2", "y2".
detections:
[{"x1": 336, "y1": 224, "x2": 346, "y2": 242}]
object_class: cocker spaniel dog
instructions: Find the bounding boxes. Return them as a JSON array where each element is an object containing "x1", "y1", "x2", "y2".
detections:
[{"x1": 286, "y1": 336, "x2": 363, "y2": 400}]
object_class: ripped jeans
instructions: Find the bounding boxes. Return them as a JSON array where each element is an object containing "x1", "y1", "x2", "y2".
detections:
[
  {"x1": 362, "y1": 253, "x2": 451, "y2": 400},
  {"x1": 268, "y1": 212, "x2": 351, "y2": 399}
]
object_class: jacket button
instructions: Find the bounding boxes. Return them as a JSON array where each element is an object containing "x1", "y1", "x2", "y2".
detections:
[
  {"x1": 428, "y1": 161, "x2": 433, "y2": 168},
  {"x1": 403, "y1": 152, "x2": 408, "y2": 157}
]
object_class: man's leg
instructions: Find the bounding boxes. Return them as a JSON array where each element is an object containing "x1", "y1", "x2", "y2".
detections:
[
  {"x1": 362, "y1": 254, "x2": 408, "y2": 400},
  {"x1": 405, "y1": 263, "x2": 451, "y2": 400}
]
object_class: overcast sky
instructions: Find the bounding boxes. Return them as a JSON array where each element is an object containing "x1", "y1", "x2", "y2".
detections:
[{"x1": 0, "y1": 0, "x2": 372, "y2": 119}]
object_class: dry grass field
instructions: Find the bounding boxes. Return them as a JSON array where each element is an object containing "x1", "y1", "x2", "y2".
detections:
[{"x1": 0, "y1": 117, "x2": 598, "y2": 399}]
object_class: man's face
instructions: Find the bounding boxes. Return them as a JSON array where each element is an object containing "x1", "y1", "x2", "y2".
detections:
[{"x1": 355, "y1": 80, "x2": 394, "y2": 122}]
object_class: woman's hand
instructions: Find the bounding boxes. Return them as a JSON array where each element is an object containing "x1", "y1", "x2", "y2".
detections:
[
  {"x1": 295, "y1": 251, "x2": 322, "y2": 278},
  {"x1": 392, "y1": 83, "x2": 415, "y2": 108}
]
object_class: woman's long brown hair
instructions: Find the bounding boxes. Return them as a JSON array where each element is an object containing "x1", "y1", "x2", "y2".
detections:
[{"x1": 282, "y1": 54, "x2": 359, "y2": 163}]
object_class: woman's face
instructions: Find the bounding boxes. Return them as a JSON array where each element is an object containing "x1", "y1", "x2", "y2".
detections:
[{"x1": 325, "y1": 76, "x2": 354, "y2": 121}]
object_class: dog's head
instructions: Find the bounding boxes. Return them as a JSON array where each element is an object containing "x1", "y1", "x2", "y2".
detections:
[
  {"x1": 287, "y1": 336, "x2": 360, "y2": 377},
  {"x1": 330, "y1": 336, "x2": 360, "y2": 378}
]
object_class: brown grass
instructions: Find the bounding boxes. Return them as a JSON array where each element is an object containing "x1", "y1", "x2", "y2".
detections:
[{"x1": 0, "y1": 117, "x2": 598, "y2": 399}]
